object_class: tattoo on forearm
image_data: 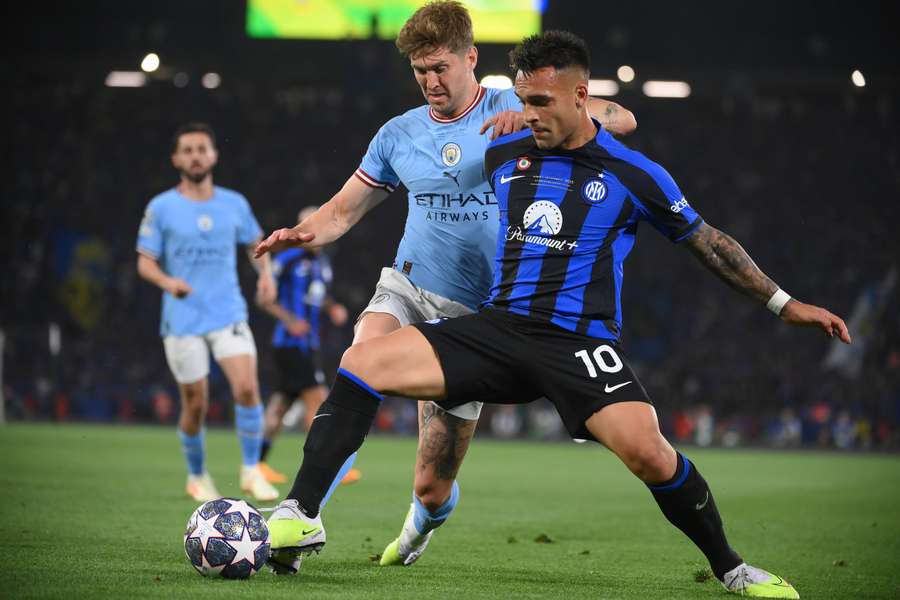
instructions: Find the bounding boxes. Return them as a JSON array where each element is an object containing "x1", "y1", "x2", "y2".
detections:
[
  {"x1": 685, "y1": 223, "x2": 778, "y2": 303},
  {"x1": 418, "y1": 402, "x2": 475, "y2": 481}
]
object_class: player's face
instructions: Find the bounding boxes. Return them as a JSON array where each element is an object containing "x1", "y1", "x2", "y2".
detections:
[
  {"x1": 515, "y1": 67, "x2": 589, "y2": 149},
  {"x1": 410, "y1": 46, "x2": 478, "y2": 117},
  {"x1": 171, "y1": 132, "x2": 218, "y2": 183}
]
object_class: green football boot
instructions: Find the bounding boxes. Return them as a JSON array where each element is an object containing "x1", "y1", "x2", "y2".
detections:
[
  {"x1": 722, "y1": 563, "x2": 799, "y2": 598},
  {"x1": 379, "y1": 503, "x2": 432, "y2": 566},
  {"x1": 266, "y1": 499, "x2": 325, "y2": 575}
]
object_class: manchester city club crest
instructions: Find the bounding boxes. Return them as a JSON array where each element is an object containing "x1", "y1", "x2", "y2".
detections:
[
  {"x1": 441, "y1": 142, "x2": 461, "y2": 167},
  {"x1": 581, "y1": 178, "x2": 608, "y2": 204},
  {"x1": 197, "y1": 214, "x2": 214, "y2": 231}
]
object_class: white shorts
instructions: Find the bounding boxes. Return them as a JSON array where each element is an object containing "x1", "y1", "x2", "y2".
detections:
[
  {"x1": 359, "y1": 268, "x2": 482, "y2": 420},
  {"x1": 163, "y1": 321, "x2": 257, "y2": 384}
]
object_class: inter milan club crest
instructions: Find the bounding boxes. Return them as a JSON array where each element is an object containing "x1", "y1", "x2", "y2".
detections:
[
  {"x1": 197, "y1": 214, "x2": 214, "y2": 231},
  {"x1": 581, "y1": 178, "x2": 608, "y2": 204},
  {"x1": 441, "y1": 142, "x2": 461, "y2": 167},
  {"x1": 516, "y1": 157, "x2": 531, "y2": 171}
]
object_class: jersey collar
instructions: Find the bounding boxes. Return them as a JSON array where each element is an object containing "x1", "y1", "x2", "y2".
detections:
[{"x1": 428, "y1": 86, "x2": 486, "y2": 124}]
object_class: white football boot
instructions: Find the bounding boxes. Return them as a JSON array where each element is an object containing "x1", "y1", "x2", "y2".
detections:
[
  {"x1": 240, "y1": 464, "x2": 280, "y2": 502},
  {"x1": 185, "y1": 472, "x2": 221, "y2": 502}
]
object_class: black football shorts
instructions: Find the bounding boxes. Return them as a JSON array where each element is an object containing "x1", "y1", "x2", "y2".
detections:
[
  {"x1": 273, "y1": 346, "x2": 324, "y2": 399},
  {"x1": 412, "y1": 307, "x2": 651, "y2": 441}
]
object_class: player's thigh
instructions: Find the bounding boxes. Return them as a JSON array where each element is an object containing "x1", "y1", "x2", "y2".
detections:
[
  {"x1": 534, "y1": 332, "x2": 655, "y2": 442},
  {"x1": 163, "y1": 335, "x2": 210, "y2": 385},
  {"x1": 210, "y1": 323, "x2": 259, "y2": 395},
  {"x1": 354, "y1": 311, "x2": 402, "y2": 344},
  {"x1": 341, "y1": 326, "x2": 446, "y2": 399}
]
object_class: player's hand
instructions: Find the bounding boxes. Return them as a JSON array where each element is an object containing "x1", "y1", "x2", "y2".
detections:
[
  {"x1": 256, "y1": 273, "x2": 276, "y2": 305},
  {"x1": 254, "y1": 227, "x2": 316, "y2": 258},
  {"x1": 780, "y1": 299, "x2": 852, "y2": 344},
  {"x1": 286, "y1": 318, "x2": 310, "y2": 337},
  {"x1": 480, "y1": 111, "x2": 526, "y2": 140},
  {"x1": 165, "y1": 277, "x2": 193, "y2": 298},
  {"x1": 328, "y1": 303, "x2": 349, "y2": 327}
]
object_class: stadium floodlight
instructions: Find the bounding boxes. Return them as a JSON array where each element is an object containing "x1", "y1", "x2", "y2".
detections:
[
  {"x1": 588, "y1": 79, "x2": 620, "y2": 97},
  {"x1": 851, "y1": 69, "x2": 866, "y2": 87},
  {"x1": 201, "y1": 72, "x2": 221, "y2": 89},
  {"x1": 480, "y1": 75, "x2": 513, "y2": 90},
  {"x1": 105, "y1": 71, "x2": 147, "y2": 88},
  {"x1": 616, "y1": 65, "x2": 635, "y2": 83},
  {"x1": 141, "y1": 53, "x2": 160, "y2": 73},
  {"x1": 642, "y1": 80, "x2": 691, "y2": 98}
]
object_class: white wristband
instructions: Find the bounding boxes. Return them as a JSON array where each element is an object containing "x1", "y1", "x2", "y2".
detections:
[{"x1": 766, "y1": 289, "x2": 791, "y2": 316}]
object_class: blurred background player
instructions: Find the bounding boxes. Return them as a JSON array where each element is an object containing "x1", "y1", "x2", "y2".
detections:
[
  {"x1": 256, "y1": 206, "x2": 358, "y2": 489},
  {"x1": 136, "y1": 122, "x2": 279, "y2": 503},
  {"x1": 255, "y1": 0, "x2": 636, "y2": 571}
]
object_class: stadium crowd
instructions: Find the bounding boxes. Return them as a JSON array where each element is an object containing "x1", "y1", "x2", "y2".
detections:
[{"x1": 4, "y1": 61, "x2": 898, "y2": 451}]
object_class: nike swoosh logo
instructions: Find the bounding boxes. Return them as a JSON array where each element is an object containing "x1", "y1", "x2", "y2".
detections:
[
  {"x1": 312, "y1": 413, "x2": 332, "y2": 421},
  {"x1": 695, "y1": 491, "x2": 709, "y2": 510},
  {"x1": 500, "y1": 174, "x2": 525, "y2": 184},
  {"x1": 301, "y1": 527, "x2": 319, "y2": 536},
  {"x1": 603, "y1": 381, "x2": 632, "y2": 393}
]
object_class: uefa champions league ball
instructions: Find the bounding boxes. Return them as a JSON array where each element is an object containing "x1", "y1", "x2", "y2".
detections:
[{"x1": 184, "y1": 498, "x2": 270, "y2": 578}]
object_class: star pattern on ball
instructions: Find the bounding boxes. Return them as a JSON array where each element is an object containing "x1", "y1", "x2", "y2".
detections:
[
  {"x1": 191, "y1": 510, "x2": 225, "y2": 552},
  {"x1": 226, "y1": 521, "x2": 266, "y2": 566},
  {"x1": 223, "y1": 499, "x2": 256, "y2": 523}
]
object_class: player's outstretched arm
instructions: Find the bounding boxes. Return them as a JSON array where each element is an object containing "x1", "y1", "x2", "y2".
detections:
[
  {"x1": 254, "y1": 176, "x2": 389, "y2": 258},
  {"x1": 683, "y1": 222, "x2": 851, "y2": 343},
  {"x1": 136, "y1": 253, "x2": 192, "y2": 298}
]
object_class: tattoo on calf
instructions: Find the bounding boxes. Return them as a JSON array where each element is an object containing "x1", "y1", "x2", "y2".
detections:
[{"x1": 418, "y1": 403, "x2": 476, "y2": 481}]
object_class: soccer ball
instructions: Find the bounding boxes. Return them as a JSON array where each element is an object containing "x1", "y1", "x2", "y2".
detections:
[{"x1": 184, "y1": 498, "x2": 270, "y2": 578}]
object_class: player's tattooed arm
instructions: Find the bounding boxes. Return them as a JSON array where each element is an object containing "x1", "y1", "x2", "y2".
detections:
[
  {"x1": 683, "y1": 222, "x2": 779, "y2": 304},
  {"x1": 685, "y1": 222, "x2": 852, "y2": 342},
  {"x1": 587, "y1": 98, "x2": 637, "y2": 136}
]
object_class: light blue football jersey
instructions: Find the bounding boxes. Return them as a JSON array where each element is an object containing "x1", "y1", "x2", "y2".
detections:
[
  {"x1": 136, "y1": 186, "x2": 263, "y2": 336},
  {"x1": 355, "y1": 86, "x2": 521, "y2": 309}
]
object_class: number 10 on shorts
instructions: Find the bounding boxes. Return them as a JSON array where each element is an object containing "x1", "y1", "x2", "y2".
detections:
[{"x1": 575, "y1": 345, "x2": 623, "y2": 378}]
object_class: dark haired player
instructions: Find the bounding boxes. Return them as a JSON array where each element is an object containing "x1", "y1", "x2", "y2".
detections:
[
  {"x1": 255, "y1": 1, "x2": 637, "y2": 571},
  {"x1": 263, "y1": 30, "x2": 851, "y2": 596},
  {"x1": 137, "y1": 122, "x2": 280, "y2": 503}
]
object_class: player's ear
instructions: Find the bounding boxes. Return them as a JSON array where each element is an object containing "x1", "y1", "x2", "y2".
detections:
[
  {"x1": 574, "y1": 81, "x2": 588, "y2": 109},
  {"x1": 467, "y1": 45, "x2": 478, "y2": 70}
]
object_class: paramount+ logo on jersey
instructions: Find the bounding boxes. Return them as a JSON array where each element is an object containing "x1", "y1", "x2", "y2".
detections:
[
  {"x1": 505, "y1": 201, "x2": 579, "y2": 252},
  {"x1": 415, "y1": 191, "x2": 497, "y2": 224}
]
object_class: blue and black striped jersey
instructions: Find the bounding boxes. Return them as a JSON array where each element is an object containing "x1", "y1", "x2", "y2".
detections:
[
  {"x1": 271, "y1": 248, "x2": 332, "y2": 351},
  {"x1": 483, "y1": 121, "x2": 703, "y2": 341}
]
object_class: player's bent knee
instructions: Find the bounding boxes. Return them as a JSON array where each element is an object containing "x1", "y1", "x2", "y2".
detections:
[{"x1": 622, "y1": 442, "x2": 676, "y2": 483}]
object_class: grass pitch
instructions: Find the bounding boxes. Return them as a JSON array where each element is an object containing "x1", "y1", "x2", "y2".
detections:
[{"x1": 2, "y1": 423, "x2": 899, "y2": 599}]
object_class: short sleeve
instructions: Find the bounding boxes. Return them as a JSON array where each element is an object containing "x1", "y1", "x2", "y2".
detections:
[
  {"x1": 136, "y1": 200, "x2": 163, "y2": 258},
  {"x1": 629, "y1": 161, "x2": 703, "y2": 242},
  {"x1": 236, "y1": 195, "x2": 263, "y2": 244},
  {"x1": 355, "y1": 123, "x2": 400, "y2": 192}
]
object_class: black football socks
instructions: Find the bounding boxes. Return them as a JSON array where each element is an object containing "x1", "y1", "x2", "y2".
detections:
[
  {"x1": 286, "y1": 369, "x2": 382, "y2": 517},
  {"x1": 648, "y1": 452, "x2": 743, "y2": 579}
]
